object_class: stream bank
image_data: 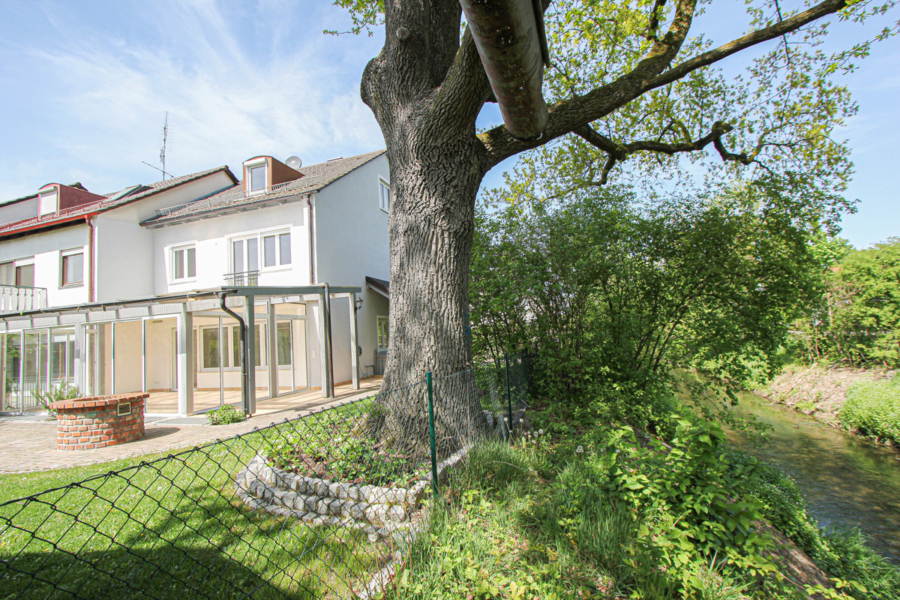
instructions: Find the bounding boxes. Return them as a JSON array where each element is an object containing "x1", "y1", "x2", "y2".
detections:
[{"x1": 727, "y1": 390, "x2": 900, "y2": 564}]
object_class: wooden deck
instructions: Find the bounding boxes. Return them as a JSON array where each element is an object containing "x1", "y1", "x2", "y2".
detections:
[{"x1": 145, "y1": 377, "x2": 383, "y2": 416}]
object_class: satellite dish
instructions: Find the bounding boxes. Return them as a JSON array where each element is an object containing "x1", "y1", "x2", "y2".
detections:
[{"x1": 285, "y1": 156, "x2": 303, "y2": 171}]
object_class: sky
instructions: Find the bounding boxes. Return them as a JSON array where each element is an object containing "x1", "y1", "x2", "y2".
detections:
[{"x1": 0, "y1": 0, "x2": 895, "y2": 248}]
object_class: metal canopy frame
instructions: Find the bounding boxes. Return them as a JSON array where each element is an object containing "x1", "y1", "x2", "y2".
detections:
[{"x1": 0, "y1": 285, "x2": 362, "y2": 417}]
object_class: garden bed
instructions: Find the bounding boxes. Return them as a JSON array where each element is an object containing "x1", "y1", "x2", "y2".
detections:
[{"x1": 234, "y1": 443, "x2": 472, "y2": 541}]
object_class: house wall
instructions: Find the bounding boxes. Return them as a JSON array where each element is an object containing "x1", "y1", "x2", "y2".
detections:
[
  {"x1": 0, "y1": 224, "x2": 90, "y2": 306},
  {"x1": 149, "y1": 200, "x2": 311, "y2": 296},
  {"x1": 95, "y1": 216, "x2": 155, "y2": 301},
  {"x1": 0, "y1": 198, "x2": 38, "y2": 225},
  {"x1": 314, "y1": 154, "x2": 391, "y2": 376}
]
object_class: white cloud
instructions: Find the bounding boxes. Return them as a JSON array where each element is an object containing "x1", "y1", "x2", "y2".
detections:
[{"x1": 0, "y1": 0, "x2": 384, "y2": 199}]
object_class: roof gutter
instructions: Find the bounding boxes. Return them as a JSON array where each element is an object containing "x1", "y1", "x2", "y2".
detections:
[{"x1": 460, "y1": 0, "x2": 550, "y2": 141}]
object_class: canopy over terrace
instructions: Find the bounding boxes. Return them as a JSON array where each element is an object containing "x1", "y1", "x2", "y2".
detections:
[{"x1": 0, "y1": 285, "x2": 361, "y2": 417}]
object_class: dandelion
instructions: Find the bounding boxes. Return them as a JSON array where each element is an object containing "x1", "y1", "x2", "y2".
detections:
[
  {"x1": 576, "y1": 445, "x2": 584, "y2": 454},
  {"x1": 538, "y1": 429, "x2": 544, "y2": 435}
]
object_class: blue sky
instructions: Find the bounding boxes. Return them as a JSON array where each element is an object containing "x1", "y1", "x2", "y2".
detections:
[{"x1": 0, "y1": 0, "x2": 895, "y2": 248}]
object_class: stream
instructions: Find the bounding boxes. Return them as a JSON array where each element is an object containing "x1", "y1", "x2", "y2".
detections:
[{"x1": 727, "y1": 392, "x2": 900, "y2": 564}]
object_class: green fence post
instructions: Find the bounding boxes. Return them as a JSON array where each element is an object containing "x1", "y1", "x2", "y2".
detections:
[
  {"x1": 504, "y1": 353, "x2": 513, "y2": 428},
  {"x1": 426, "y1": 371, "x2": 438, "y2": 502}
]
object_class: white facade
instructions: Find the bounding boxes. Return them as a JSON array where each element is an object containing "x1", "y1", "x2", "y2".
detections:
[{"x1": 0, "y1": 153, "x2": 391, "y2": 415}]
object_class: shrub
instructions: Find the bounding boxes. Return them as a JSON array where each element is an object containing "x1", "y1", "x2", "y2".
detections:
[
  {"x1": 840, "y1": 380, "x2": 900, "y2": 444},
  {"x1": 206, "y1": 404, "x2": 245, "y2": 426},
  {"x1": 33, "y1": 382, "x2": 81, "y2": 417}
]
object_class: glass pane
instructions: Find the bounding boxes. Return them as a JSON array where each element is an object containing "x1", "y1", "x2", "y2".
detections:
[
  {"x1": 202, "y1": 328, "x2": 219, "y2": 369},
  {"x1": 250, "y1": 165, "x2": 266, "y2": 192},
  {"x1": 16, "y1": 264, "x2": 34, "y2": 287},
  {"x1": 50, "y1": 330, "x2": 67, "y2": 386},
  {"x1": 4, "y1": 335, "x2": 21, "y2": 411},
  {"x1": 263, "y1": 236, "x2": 277, "y2": 268},
  {"x1": 279, "y1": 233, "x2": 291, "y2": 265},
  {"x1": 65, "y1": 253, "x2": 84, "y2": 285},
  {"x1": 174, "y1": 249, "x2": 184, "y2": 280},
  {"x1": 247, "y1": 238, "x2": 258, "y2": 272},
  {"x1": 232, "y1": 326, "x2": 241, "y2": 367},
  {"x1": 255, "y1": 325, "x2": 263, "y2": 367},
  {"x1": 187, "y1": 248, "x2": 196, "y2": 278},
  {"x1": 277, "y1": 322, "x2": 291, "y2": 366},
  {"x1": 232, "y1": 240, "x2": 244, "y2": 273},
  {"x1": 0, "y1": 262, "x2": 15, "y2": 285}
]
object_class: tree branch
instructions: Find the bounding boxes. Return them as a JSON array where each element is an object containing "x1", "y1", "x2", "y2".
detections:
[
  {"x1": 478, "y1": 0, "x2": 847, "y2": 170},
  {"x1": 573, "y1": 121, "x2": 750, "y2": 184}
]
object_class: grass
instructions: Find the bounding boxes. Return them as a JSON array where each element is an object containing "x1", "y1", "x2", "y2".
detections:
[
  {"x1": 0, "y1": 417, "x2": 392, "y2": 600},
  {"x1": 383, "y1": 438, "x2": 751, "y2": 600},
  {"x1": 840, "y1": 379, "x2": 900, "y2": 444}
]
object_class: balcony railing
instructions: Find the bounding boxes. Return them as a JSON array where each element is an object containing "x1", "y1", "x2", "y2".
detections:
[
  {"x1": 0, "y1": 285, "x2": 48, "y2": 313},
  {"x1": 224, "y1": 271, "x2": 259, "y2": 287}
]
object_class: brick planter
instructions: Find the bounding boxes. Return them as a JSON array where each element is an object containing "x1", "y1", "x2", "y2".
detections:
[{"x1": 51, "y1": 394, "x2": 148, "y2": 451}]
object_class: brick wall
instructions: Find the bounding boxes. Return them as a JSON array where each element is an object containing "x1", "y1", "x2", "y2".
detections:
[{"x1": 51, "y1": 394, "x2": 148, "y2": 451}]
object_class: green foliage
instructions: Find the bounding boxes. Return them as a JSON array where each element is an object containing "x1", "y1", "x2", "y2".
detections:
[
  {"x1": 840, "y1": 379, "x2": 900, "y2": 444},
  {"x1": 206, "y1": 404, "x2": 245, "y2": 426},
  {"x1": 794, "y1": 238, "x2": 900, "y2": 368},
  {"x1": 33, "y1": 382, "x2": 81, "y2": 417},
  {"x1": 265, "y1": 400, "x2": 427, "y2": 487},
  {"x1": 471, "y1": 187, "x2": 822, "y2": 420}
]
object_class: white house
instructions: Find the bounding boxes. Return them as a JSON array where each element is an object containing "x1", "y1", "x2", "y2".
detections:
[{"x1": 0, "y1": 151, "x2": 391, "y2": 416}]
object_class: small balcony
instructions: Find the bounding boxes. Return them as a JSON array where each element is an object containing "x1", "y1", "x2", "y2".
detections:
[
  {"x1": 0, "y1": 285, "x2": 48, "y2": 314},
  {"x1": 224, "y1": 271, "x2": 259, "y2": 287}
]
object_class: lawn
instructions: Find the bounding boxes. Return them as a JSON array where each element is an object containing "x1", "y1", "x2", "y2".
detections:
[{"x1": 0, "y1": 415, "x2": 392, "y2": 600}]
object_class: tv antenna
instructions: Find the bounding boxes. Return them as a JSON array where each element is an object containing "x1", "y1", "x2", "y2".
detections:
[{"x1": 142, "y1": 112, "x2": 174, "y2": 180}]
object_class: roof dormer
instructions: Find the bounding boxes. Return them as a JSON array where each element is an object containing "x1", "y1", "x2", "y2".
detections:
[
  {"x1": 242, "y1": 156, "x2": 303, "y2": 195},
  {"x1": 37, "y1": 183, "x2": 105, "y2": 216}
]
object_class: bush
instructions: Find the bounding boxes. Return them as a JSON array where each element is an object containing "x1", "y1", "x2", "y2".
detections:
[
  {"x1": 33, "y1": 382, "x2": 81, "y2": 417},
  {"x1": 840, "y1": 380, "x2": 900, "y2": 444},
  {"x1": 206, "y1": 404, "x2": 245, "y2": 426}
]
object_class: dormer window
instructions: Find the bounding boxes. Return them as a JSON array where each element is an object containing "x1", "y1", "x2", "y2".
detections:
[
  {"x1": 244, "y1": 158, "x2": 269, "y2": 195},
  {"x1": 249, "y1": 164, "x2": 267, "y2": 193},
  {"x1": 39, "y1": 186, "x2": 58, "y2": 216}
]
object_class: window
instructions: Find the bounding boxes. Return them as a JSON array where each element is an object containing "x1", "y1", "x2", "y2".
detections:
[
  {"x1": 61, "y1": 250, "x2": 84, "y2": 286},
  {"x1": 232, "y1": 237, "x2": 258, "y2": 273},
  {"x1": 15, "y1": 262, "x2": 34, "y2": 287},
  {"x1": 262, "y1": 232, "x2": 291, "y2": 268},
  {"x1": 248, "y1": 163, "x2": 268, "y2": 194},
  {"x1": 172, "y1": 245, "x2": 196, "y2": 281},
  {"x1": 231, "y1": 324, "x2": 265, "y2": 368},
  {"x1": 379, "y1": 180, "x2": 390, "y2": 213},
  {"x1": 376, "y1": 316, "x2": 389, "y2": 352},
  {"x1": 202, "y1": 328, "x2": 221, "y2": 369},
  {"x1": 0, "y1": 262, "x2": 14, "y2": 286},
  {"x1": 39, "y1": 189, "x2": 58, "y2": 216},
  {"x1": 277, "y1": 322, "x2": 292, "y2": 366}
]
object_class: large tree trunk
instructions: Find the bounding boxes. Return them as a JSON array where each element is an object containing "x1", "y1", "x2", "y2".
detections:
[{"x1": 359, "y1": 3, "x2": 497, "y2": 452}]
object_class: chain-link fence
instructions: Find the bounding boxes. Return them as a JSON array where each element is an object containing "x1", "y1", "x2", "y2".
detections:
[{"x1": 0, "y1": 353, "x2": 530, "y2": 600}]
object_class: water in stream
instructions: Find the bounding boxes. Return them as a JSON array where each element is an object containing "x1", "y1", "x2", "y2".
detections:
[{"x1": 726, "y1": 392, "x2": 900, "y2": 563}]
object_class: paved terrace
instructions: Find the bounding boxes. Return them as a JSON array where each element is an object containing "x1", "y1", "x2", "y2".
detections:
[{"x1": 0, "y1": 378, "x2": 382, "y2": 474}]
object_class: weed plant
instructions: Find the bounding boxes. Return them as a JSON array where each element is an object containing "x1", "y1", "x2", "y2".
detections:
[{"x1": 840, "y1": 380, "x2": 900, "y2": 444}]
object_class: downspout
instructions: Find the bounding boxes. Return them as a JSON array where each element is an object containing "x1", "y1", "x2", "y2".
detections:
[
  {"x1": 218, "y1": 290, "x2": 249, "y2": 415},
  {"x1": 85, "y1": 216, "x2": 95, "y2": 302},
  {"x1": 460, "y1": 0, "x2": 550, "y2": 140},
  {"x1": 306, "y1": 194, "x2": 316, "y2": 284}
]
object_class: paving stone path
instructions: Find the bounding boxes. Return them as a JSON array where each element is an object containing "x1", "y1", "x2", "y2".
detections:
[{"x1": 0, "y1": 392, "x2": 369, "y2": 474}]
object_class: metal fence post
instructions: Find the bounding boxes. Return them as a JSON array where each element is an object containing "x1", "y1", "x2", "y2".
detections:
[
  {"x1": 426, "y1": 371, "x2": 438, "y2": 502},
  {"x1": 504, "y1": 352, "x2": 513, "y2": 427}
]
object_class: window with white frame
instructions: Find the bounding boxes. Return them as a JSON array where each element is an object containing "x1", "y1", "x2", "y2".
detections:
[
  {"x1": 39, "y1": 189, "x2": 58, "y2": 216},
  {"x1": 171, "y1": 245, "x2": 196, "y2": 282},
  {"x1": 378, "y1": 179, "x2": 390, "y2": 213},
  {"x1": 376, "y1": 316, "x2": 389, "y2": 353},
  {"x1": 0, "y1": 262, "x2": 14, "y2": 286},
  {"x1": 15, "y1": 260, "x2": 34, "y2": 287},
  {"x1": 247, "y1": 161, "x2": 268, "y2": 194},
  {"x1": 231, "y1": 230, "x2": 291, "y2": 274},
  {"x1": 60, "y1": 249, "x2": 84, "y2": 287}
]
